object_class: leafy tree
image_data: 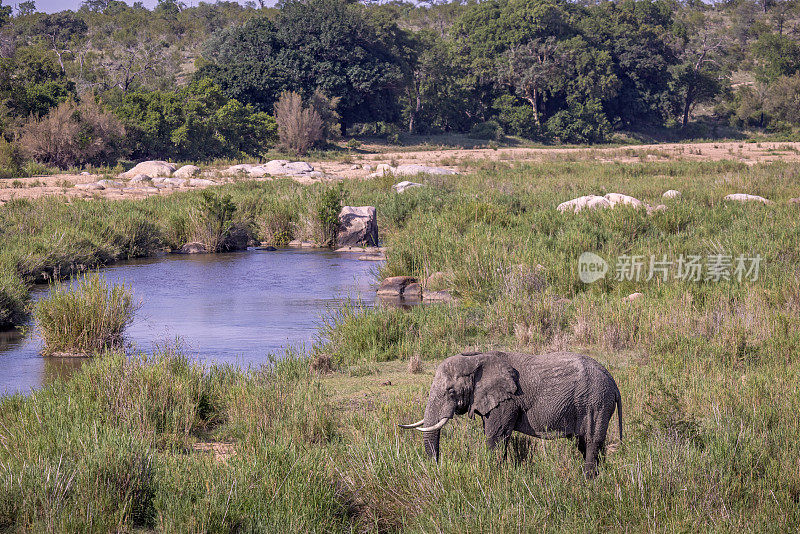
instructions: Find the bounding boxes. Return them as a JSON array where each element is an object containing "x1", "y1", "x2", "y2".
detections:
[
  {"x1": 17, "y1": 1, "x2": 36, "y2": 16},
  {"x1": 32, "y1": 12, "x2": 88, "y2": 73},
  {"x1": 752, "y1": 33, "x2": 800, "y2": 81},
  {"x1": 107, "y1": 78, "x2": 275, "y2": 160},
  {"x1": 496, "y1": 37, "x2": 567, "y2": 127},
  {"x1": 671, "y1": 10, "x2": 729, "y2": 127},
  {"x1": 200, "y1": 0, "x2": 405, "y2": 134}
]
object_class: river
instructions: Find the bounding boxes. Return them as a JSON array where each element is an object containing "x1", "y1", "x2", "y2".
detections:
[{"x1": 0, "y1": 248, "x2": 379, "y2": 396}]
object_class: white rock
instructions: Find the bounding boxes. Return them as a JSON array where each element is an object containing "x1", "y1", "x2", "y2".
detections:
[
  {"x1": 119, "y1": 161, "x2": 176, "y2": 179},
  {"x1": 163, "y1": 177, "x2": 187, "y2": 187},
  {"x1": 557, "y1": 195, "x2": 611, "y2": 213},
  {"x1": 307, "y1": 171, "x2": 325, "y2": 178},
  {"x1": 173, "y1": 165, "x2": 201, "y2": 178},
  {"x1": 128, "y1": 174, "x2": 152, "y2": 184},
  {"x1": 392, "y1": 181, "x2": 424, "y2": 193},
  {"x1": 285, "y1": 161, "x2": 314, "y2": 173},
  {"x1": 604, "y1": 193, "x2": 644, "y2": 209},
  {"x1": 662, "y1": 190, "x2": 681, "y2": 199},
  {"x1": 97, "y1": 179, "x2": 124, "y2": 189},
  {"x1": 625, "y1": 292, "x2": 644, "y2": 301},
  {"x1": 724, "y1": 193, "x2": 771, "y2": 204}
]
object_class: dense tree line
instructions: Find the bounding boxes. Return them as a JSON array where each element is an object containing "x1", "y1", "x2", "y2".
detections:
[{"x1": 1, "y1": 0, "x2": 800, "y2": 167}]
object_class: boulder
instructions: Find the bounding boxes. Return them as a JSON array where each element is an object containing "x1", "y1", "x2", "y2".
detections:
[
  {"x1": 557, "y1": 195, "x2": 611, "y2": 213},
  {"x1": 358, "y1": 253, "x2": 386, "y2": 261},
  {"x1": 178, "y1": 242, "x2": 207, "y2": 254},
  {"x1": 128, "y1": 174, "x2": 152, "y2": 184},
  {"x1": 625, "y1": 292, "x2": 644, "y2": 301},
  {"x1": 392, "y1": 181, "x2": 424, "y2": 193},
  {"x1": 335, "y1": 246, "x2": 367, "y2": 253},
  {"x1": 662, "y1": 190, "x2": 681, "y2": 199},
  {"x1": 337, "y1": 206, "x2": 378, "y2": 247},
  {"x1": 163, "y1": 177, "x2": 187, "y2": 187},
  {"x1": 120, "y1": 161, "x2": 176, "y2": 179},
  {"x1": 96, "y1": 179, "x2": 124, "y2": 189},
  {"x1": 404, "y1": 282, "x2": 422, "y2": 298},
  {"x1": 647, "y1": 204, "x2": 667, "y2": 214},
  {"x1": 174, "y1": 165, "x2": 201, "y2": 178},
  {"x1": 285, "y1": 161, "x2": 314, "y2": 173},
  {"x1": 187, "y1": 178, "x2": 217, "y2": 187},
  {"x1": 604, "y1": 193, "x2": 644, "y2": 209},
  {"x1": 557, "y1": 193, "x2": 662, "y2": 213},
  {"x1": 74, "y1": 182, "x2": 104, "y2": 191},
  {"x1": 377, "y1": 276, "x2": 419, "y2": 297},
  {"x1": 724, "y1": 193, "x2": 771, "y2": 204}
]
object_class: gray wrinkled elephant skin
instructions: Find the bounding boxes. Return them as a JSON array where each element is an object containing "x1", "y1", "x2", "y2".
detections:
[{"x1": 400, "y1": 351, "x2": 623, "y2": 479}]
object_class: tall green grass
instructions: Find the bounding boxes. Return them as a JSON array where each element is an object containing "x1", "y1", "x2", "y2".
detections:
[{"x1": 34, "y1": 274, "x2": 137, "y2": 356}]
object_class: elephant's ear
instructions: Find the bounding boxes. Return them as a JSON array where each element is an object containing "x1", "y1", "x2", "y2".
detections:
[{"x1": 469, "y1": 356, "x2": 518, "y2": 418}]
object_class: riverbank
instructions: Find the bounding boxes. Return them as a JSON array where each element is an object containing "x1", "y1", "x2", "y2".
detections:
[{"x1": 2, "y1": 159, "x2": 800, "y2": 530}]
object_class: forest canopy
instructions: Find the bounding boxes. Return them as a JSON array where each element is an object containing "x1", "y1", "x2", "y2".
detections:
[{"x1": 1, "y1": 0, "x2": 800, "y2": 166}]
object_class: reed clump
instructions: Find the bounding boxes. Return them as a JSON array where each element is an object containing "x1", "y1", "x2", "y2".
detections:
[{"x1": 34, "y1": 274, "x2": 137, "y2": 356}]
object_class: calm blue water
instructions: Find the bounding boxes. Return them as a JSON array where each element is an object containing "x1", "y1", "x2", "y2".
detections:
[{"x1": 0, "y1": 248, "x2": 379, "y2": 396}]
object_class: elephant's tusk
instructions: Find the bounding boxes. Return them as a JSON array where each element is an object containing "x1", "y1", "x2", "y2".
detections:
[
  {"x1": 416, "y1": 418, "x2": 449, "y2": 432},
  {"x1": 398, "y1": 419, "x2": 425, "y2": 429}
]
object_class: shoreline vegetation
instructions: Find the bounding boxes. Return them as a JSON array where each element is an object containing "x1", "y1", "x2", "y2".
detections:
[{"x1": 2, "y1": 159, "x2": 800, "y2": 530}]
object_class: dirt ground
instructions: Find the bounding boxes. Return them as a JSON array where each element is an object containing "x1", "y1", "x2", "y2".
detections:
[{"x1": 2, "y1": 140, "x2": 799, "y2": 204}]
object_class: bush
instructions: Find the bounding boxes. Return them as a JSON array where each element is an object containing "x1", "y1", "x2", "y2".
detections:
[
  {"x1": 545, "y1": 99, "x2": 611, "y2": 144},
  {"x1": 0, "y1": 268, "x2": 29, "y2": 330},
  {"x1": 190, "y1": 189, "x2": 242, "y2": 252},
  {"x1": 274, "y1": 91, "x2": 324, "y2": 155},
  {"x1": 34, "y1": 274, "x2": 137, "y2": 356},
  {"x1": 0, "y1": 137, "x2": 23, "y2": 178},
  {"x1": 469, "y1": 120, "x2": 505, "y2": 141},
  {"x1": 16, "y1": 97, "x2": 124, "y2": 169},
  {"x1": 315, "y1": 186, "x2": 343, "y2": 247}
]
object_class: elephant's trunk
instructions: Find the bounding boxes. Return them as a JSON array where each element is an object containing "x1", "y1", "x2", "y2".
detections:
[
  {"x1": 423, "y1": 429, "x2": 440, "y2": 462},
  {"x1": 422, "y1": 398, "x2": 443, "y2": 462}
]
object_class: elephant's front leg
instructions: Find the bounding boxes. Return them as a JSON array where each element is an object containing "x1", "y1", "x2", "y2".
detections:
[{"x1": 482, "y1": 403, "x2": 518, "y2": 461}]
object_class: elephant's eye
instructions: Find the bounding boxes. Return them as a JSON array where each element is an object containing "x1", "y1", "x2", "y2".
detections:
[{"x1": 446, "y1": 386, "x2": 456, "y2": 397}]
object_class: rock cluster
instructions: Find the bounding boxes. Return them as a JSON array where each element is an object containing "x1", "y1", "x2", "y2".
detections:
[
  {"x1": 225, "y1": 160, "x2": 323, "y2": 179},
  {"x1": 662, "y1": 190, "x2": 682, "y2": 199},
  {"x1": 557, "y1": 193, "x2": 666, "y2": 214},
  {"x1": 119, "y1": 161, "x2": 176, "y2": 179}
]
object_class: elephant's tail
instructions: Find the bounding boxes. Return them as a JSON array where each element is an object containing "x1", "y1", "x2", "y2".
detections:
[{"x1": 615, "y1": 388, "x2": 623, "y2": 442}]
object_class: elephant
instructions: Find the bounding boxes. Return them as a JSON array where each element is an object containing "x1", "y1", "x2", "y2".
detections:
[{"x1": 399, "y1": 350, "x2": 622, "y2": 479}]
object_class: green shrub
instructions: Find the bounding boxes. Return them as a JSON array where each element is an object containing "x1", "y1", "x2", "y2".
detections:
[
  {"x1": 34, "y1": 274, "x2": 137, "y2": 356},
  {"x1": 0, "y1": 137, "x2": 23, "y2": 178},
  {"x1": 0, "y1": 268, "x2": 29, "y2": 330},
  {"x1": 190, "y1": 189, "x2": 241, "y2": 252},
  {"x1": 545, "y1": 99, "x2": 611, "y2": 144},
  {"x1": 315, "y1": 185, "x2": 343, "y2": 247},
  {"x1": 469, "y1": 120, "x2": 505, "y2": 141}
]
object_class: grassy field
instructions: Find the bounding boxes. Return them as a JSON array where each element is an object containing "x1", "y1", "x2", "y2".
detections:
[{"x1": 1, "y1": 159, "x2": 800, "y2": 531}]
